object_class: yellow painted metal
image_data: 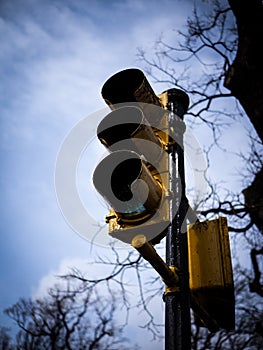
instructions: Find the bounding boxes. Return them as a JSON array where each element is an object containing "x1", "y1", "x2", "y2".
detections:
[
  {"x1": 131, "y1": 235, "x2": 179, "y2": 294},
  {"x1": 105, "y1": 92, "x2": 171, "y2": 245},
  {"x1": 187, "y1": 217, "x2": 235, "y2": 330}
]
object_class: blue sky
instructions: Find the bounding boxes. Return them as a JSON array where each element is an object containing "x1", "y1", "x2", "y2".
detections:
[
  {"x1": 0, "y1": 0, "x2": 193, "y2": 335},
  {"x1": 0, "y1": 0, "x2": 256, "y2": 347}
]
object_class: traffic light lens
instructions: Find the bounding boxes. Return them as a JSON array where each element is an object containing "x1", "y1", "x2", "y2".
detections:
[
  {"x1": 111, "y1": 158, "x2": 148, "y2": 215},
  {"x1": 111, "y1": 158, "x2": 140, "y2": 202},
  {"x1": 93, "y1": 150, "x2": 162, "y2": 222}
]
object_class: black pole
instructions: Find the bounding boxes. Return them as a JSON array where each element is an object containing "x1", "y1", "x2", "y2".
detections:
[{"x1": 164, "y1": 89, "x2": 191, "y2": 350}]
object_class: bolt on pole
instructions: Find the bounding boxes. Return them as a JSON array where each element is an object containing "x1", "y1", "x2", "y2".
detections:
[{"x1": 164, "y1": 89, "x2": 191, "y2": 350}]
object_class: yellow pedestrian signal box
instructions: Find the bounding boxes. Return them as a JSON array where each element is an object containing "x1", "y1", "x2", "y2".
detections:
[{"x1": 187, "y1": 217, "x2": 235, "y2": 330}]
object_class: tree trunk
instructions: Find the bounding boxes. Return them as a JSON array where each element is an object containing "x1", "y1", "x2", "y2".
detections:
[{"x1": 224, "y1": 0, "x2": 263, "y2": 143}]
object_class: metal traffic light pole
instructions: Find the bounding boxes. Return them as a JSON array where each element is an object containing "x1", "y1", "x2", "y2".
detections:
[{"x1": 164, "y1": 89, "x2": 191, "y2": 350}]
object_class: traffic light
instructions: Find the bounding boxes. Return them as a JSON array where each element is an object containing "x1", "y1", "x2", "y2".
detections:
[{"x1": 93, "y1": 69, "x2": 171, "y2": 244}]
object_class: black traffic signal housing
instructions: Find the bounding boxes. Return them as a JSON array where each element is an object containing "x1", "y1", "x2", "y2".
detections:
[{"x1": 93, "y1": 69, "x2": 171, "y2": 244}]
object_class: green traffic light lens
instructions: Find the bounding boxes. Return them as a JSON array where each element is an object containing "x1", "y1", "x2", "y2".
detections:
[
  {"x1": 111, "y1": 158, "x2": 147, "y2": 215},
  {"x1": 93, "y1": 150, "x2": 162, "y2": 222}
]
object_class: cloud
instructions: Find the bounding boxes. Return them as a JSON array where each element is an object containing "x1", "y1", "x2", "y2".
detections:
[
  {"x1": 31, "y1": 257, "x2": 88, "y2": 299},
  {"x1": 0, "y1": 0, "x2": 193, "y2": 340}
]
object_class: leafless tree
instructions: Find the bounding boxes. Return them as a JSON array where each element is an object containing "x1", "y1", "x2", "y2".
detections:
[
  {"x1": 0, "y1": 327, "x2": 14, "y2": 350},
  {"x1": 191, "y1": 264, "x2": 263, "y2": 350},
  {"x1": 4, "y1": 277, "x2": 135, "y2": 350},
  {"x1": 3, "y1": 260, "x2": 262, "y2": 349},
  {"x1": 138, "y1": 0, "x2": 263, "y2": 298},
  {"x1": 65, "y1": 0, "x2": 263, "y2": 347}
]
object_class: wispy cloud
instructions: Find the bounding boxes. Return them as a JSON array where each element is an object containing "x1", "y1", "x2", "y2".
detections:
[{"x1": 0, "y1": 0, "x2": 192, "y2": 336}]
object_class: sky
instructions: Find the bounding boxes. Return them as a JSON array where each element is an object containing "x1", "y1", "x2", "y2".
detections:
[{"x1": 0, "y1": 0, "x2": 256, "y2": 348}]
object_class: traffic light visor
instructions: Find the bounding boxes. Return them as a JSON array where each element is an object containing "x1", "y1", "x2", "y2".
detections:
[
  {"x1": 97, "y1": 106, "x2": 163, "y2": 161},
  {"x1": 101, "y1": 68, "x2": 161, "y2": 108}
]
